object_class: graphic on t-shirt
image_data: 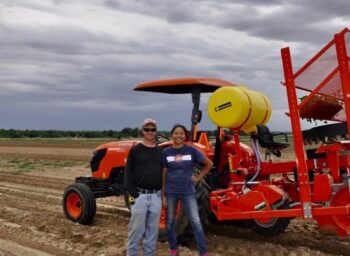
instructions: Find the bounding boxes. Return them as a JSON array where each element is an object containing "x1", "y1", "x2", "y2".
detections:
[
  {"x1": 166, "y1": 154, "x2": 192, "y2": 163},
  {"x1": 175, "y1": 154, "x2": 182, "y2": 162}
]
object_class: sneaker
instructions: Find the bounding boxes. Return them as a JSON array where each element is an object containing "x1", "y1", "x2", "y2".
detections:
[{"x1": 169, "y1": 249, "x2": 179, "y2": 256}]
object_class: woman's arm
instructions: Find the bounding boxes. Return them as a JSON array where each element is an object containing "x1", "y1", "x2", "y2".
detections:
[{"x1": 191, "y1": 157, "x2": 213, "y2": 183}]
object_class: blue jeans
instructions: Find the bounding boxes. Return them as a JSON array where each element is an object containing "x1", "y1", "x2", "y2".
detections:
[
  {"x1": 127, "y1": 191, "x2": 162, "y2": 256},
  {"x1": 166, "y1": 193, "x2": 208, "y2": 255}
]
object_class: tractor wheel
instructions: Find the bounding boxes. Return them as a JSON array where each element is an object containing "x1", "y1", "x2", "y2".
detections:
[
  {"x1": 331, "y1": 187, "x2": 350, "y2": 234},
  {"x1": 63, "y1": 183, "x2": 96, "y2": 225},
  {"x1": 251, "y1": 202, "x2": 290, "y2": 236},
  {"x1": 196, "y1": 179, "x2": 211, "y2": 225}
]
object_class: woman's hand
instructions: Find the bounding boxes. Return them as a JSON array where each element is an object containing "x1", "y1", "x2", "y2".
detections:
[
  {"x1": 191, "y1": 174, "x2": 202, "y2": 183},
  {"x1": 191, "y1": 157, "x2": 213, "y2": 184}
]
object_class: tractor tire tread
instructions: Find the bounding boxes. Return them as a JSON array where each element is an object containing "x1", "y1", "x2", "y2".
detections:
[{"x1": 63, "y1": 183, "x2": 96, "y2": 225}]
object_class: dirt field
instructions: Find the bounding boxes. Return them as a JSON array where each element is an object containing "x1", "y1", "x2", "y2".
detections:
[{"x1": 0, "y1": 139, "x2": 349, "y2": 256}]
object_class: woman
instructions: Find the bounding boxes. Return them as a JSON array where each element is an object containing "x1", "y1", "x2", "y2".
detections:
[{"x1": 162, "y1": 124, "x2": 213, "y2": 256}]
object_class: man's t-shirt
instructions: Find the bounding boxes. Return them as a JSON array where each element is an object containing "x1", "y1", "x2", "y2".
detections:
[
  {"x1": 162, "y1": 144, "x2": 205, "y2": 194},
  {"x1": 124, "y1": 143, "x2": 162, "y2": 198}
]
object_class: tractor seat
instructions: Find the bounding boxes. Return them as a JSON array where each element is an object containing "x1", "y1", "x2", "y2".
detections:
[{"x1": 256, "y1": 125, "x2": 289, "y2": 157}]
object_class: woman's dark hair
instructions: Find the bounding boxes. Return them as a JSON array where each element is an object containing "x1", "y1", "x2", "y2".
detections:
[{"x1": 170, "y1": 123, "x2": 188, "y2": 135}]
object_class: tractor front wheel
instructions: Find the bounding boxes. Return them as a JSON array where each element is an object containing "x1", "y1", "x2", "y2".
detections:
[{"x1": 63, "y1": 183, "x2": 96, "y2": 225}]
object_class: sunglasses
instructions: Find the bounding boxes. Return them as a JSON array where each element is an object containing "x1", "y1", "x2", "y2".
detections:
[{"x1": 143, "y1": 128, "x2": 157, "y2": 132}]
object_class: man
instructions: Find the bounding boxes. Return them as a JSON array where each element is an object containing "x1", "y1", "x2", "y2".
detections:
[{"x1": 125, "y1": 118, "x2": 163, "y2": 256}]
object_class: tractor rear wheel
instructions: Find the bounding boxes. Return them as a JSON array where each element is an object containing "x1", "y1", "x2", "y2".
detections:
[
  {"x1": 251, "y1": 202, "x2": 290, "y2": 236},
  {"x1": 196, "y1": 179, "x2": 211, "y2": 226},
  {"x1": 63, "y1": 183, "x2": 96, "y2": 225}
]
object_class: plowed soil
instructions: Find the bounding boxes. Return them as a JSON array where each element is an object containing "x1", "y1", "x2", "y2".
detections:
[{"x1": 0, "y1": 139, "x2": 349, "y2": 256}]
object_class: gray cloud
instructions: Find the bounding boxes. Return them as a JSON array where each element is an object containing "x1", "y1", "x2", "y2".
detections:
[
  {"x1": 0, "y1": 0, "x2": 349, "y2": 131},
  {"x1": 104, "y1": 0, "x2": 349, "y2": 44}
]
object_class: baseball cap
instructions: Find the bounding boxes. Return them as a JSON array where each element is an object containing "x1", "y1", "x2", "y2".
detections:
[{"x1": 141, "y1": 118, "x2": 157, "y2": 128}]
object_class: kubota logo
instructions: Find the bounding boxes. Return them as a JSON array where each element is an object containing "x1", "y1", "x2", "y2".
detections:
[{"x1": 215, "y1": 101, "x2": 232, "y2": 112}]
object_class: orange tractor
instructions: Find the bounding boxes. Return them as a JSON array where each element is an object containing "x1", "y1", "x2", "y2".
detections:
[{"x1": 63, "y1": 28, "x2": 350, "y2": 238}]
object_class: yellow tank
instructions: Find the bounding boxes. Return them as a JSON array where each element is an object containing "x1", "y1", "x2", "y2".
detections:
[{"x1": 207, "y1": 86, "x2": 272, "y2": 133}]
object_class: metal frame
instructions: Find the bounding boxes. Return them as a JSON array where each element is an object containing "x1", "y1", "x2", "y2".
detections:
[{"x1": 280, "y1": 28, "x2": 350, "y2": 224}]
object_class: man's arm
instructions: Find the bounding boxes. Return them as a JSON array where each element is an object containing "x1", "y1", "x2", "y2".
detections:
[
  {"x1": 124, "y1": 147, "x2": 139, "y2": 198},
  {"x1": 161, "y1": 167, "x2": 168, "y2": 207}
]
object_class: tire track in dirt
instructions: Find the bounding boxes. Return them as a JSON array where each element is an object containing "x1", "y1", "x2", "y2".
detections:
[
  {"x1": 0, "y1": 173, "x2": 72, "y2": 190},
  {"x1": 0, "y1": 238, "x2": 55, "y2": 256},
  {"x1": 206, "y1": 220, "x2": 349, "y2": 256},
  {"x1": 0, "y1": 181, "x2": 130, "y2": 255},
  {"x1": 0, "y1": 171, "x2": 130, "y2": 254}
]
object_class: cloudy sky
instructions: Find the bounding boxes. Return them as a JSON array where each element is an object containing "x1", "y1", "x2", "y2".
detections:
[{"x1": 1, "y1": 0, "x2": 349, "y2": 131}]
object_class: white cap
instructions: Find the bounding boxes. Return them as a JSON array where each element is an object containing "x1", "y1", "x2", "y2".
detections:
[{"x1": 141, "y1": 118, "x2": 157, "y2": 128}]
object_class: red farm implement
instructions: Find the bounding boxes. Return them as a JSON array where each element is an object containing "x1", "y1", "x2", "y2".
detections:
[
  {"x1": 209, "y1": 27, "x2": 350, "y2": 237},
  {"x1": 63, "y1": 28, "x2": 350, "y2": 238}
]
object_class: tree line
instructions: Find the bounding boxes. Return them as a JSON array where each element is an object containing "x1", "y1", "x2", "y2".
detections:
[
  {"x1": 0, "y1": 128, "x2": 221, "y2": 139},
  {"x1": 0, "y1": 128, "x2": 289, "y2": 140},
  {"x1": 0, "y1": 128, "x2": 141, "y2": 139}
]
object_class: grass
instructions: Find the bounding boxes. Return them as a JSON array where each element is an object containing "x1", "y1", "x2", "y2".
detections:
[
  {"x1": 0, "y1": 138, "x2": 119, "y2": 148},
  {"x1": 2, "y1": 157, "x2": 79, "y2": 175}
]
